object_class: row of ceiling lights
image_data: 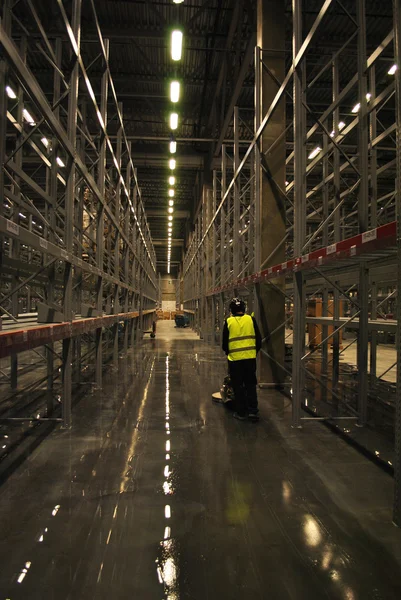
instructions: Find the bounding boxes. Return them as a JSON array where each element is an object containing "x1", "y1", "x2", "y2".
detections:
[
  {"x1": 8, "y1": 21, "x2": 397, "y2": 222},
  {"x1": 166, "y1": 3, "x2": 185, "y2": 273},
  {"x1": 306, "y1": 63, "x2": 398, "y2": 163}
]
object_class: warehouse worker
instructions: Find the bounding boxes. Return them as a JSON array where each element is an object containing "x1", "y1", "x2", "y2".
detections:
[{"x1": 222, "y1": 298, "x2": 262, "y2": 421}]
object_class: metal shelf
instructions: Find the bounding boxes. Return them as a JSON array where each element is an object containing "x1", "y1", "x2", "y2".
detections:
[
  {"x1": 0, "y1": 310, "x2": 156, "y2": 359},
  {"x1": 181, "y1": 1, "x2": 401, "y2": 524},
  {"x1": 208, "y1": 221, "x2": 396, "y2": 295}
]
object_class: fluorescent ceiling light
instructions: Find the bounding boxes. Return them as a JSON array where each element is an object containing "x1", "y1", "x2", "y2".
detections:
[
  {"x1": 41, "y1": 137, "x2": 49, "y2": 147},
  {"x1": 6, "y1": 86, "x2": 16, "y2": 99},
  {"x1": 169, "y1": 176, "x2": 175, "y2": 185},
  {"x1": 169, "y1": 189, "x2": 175, "y2": 197},
  {"x1": 23, "y1": 109, "x2": 35, "y2": 125},
  {"x1": 173, "y1": 0, "x2": 184, "y2": 4},
  {"x1": 56, "y1": 157, "x2": 65, "y2": 167},
  {"x1": 308, "y1": 146, "x2": 321, "y2": 160},
  {"x1": 170, "y1": 141, "x2": 177, "y2": 154},
  {"x1": 169, "y1": 159, "x2": 176, "y2": 170},
  {"x1": 388, "y1": 64, "x2": 398, "y2": 75},
  {"x1": 171, "y1": 30, "x2": 183, "y2": 61},
  {"x1": 170, "y1": 81, "x2": 180, "y2": 103},
  {"x1": 170, "y1": 113, "x2": 178, "y2": 130},
  {"x1": 168, "y1": 200, "x2": 174, "y2": 206}
]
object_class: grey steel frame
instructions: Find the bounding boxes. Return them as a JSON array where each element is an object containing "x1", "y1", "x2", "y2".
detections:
[
  {"x1": 0, "y1": 0, "x2": 157, "y2": 428},
  {"x1": 182, "y1": 0, "x2": 401, "y2": 524}
]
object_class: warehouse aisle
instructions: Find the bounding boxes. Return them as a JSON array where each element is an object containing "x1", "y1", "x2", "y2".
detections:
[{"x1": 0, "y1": 321, "x2": 400, "y2": 599}]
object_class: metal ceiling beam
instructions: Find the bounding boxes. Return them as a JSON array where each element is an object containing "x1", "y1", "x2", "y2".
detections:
[
  {"x1": 130, "y1": 153, "x2": 205, "y2": 168},
  {"x1": 114, "y1": 135, "x2": 252, "y2": 143},
  {"x1": 143, "y1": 0, "x2": 166, "y2": 26},
  {"x1": 36, "y1": 28, "x2": 228, "y2": 42},
  {"x1": 36, "y1": 71, "x2": 254, "y2": 90},
  {"x1": 153, "y1": 239, "x2": 184, "y2": 246},
  {"x1": 146, "y1": 210, "x2": 190, "y2": 219}
]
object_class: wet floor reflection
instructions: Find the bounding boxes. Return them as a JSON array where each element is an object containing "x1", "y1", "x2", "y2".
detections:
[
  {"x1": 0, "y1": 332, "x2": 399, "y2": 599},
  {"x1": 304, "y1": 355, "x2": 395, "y2": 467},
  {"x1": 156, "y1": 352, "x2": 180, "y2": 599}
]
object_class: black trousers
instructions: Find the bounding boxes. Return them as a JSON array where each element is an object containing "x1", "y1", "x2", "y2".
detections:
[{"x1": 228, "y1": 358, "x2": 258, "y2": 417}]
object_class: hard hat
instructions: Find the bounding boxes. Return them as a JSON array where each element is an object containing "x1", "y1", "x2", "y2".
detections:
[{"x1": 229, "y1": 297, "x2": 246, "y2": 314}]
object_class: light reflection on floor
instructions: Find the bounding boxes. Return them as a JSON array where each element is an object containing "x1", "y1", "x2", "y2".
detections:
[{"x1": 157, "y1": 352, "x2": 179, "y2": 598}]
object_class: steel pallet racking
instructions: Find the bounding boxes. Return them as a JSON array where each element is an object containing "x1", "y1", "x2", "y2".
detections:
[
  {"x1": 0, "y1": 0, "x2": 157, "y2": 428},
  {"x1": 182, "y1": 0, "x2": 401, "y2": 523}
]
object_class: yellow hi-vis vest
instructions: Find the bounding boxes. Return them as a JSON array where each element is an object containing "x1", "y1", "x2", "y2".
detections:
[{"x1": 227, "y1": 314, "x2": 257, "y2": 361}]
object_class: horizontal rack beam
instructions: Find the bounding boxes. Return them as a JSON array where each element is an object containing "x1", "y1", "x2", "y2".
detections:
[
  {"x1": 208, "y1": 221, "x2": 396, "y2": 295},
  {"x1": 0, "y1": 310, "x2": 156, "y2": 359}
]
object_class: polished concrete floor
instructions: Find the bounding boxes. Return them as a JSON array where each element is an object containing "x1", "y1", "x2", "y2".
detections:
[{"x1": 0, "y1": 321, "x2": 400, "y2": 599}]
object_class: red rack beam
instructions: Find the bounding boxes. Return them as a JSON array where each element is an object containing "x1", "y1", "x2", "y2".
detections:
[
  {"x1": 0, "y1": 310, "x2": 155, "y2": 359},
  {"x1": 208, "y1": 221, "x2": 396, "y2": 296}
]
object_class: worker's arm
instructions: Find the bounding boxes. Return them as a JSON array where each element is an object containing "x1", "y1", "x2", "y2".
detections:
[
  {"x1": 222, "y1": 319, "x2": 229, "y2": 355},
  {"x1": 252, "y1": 317, "x2": 262, "y2": 353}
]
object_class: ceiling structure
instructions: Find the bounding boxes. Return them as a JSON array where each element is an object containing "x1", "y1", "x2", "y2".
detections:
[
  {"x1": 83, "y1": 0, "x2": 257, "y2": 274},
  {"x1": 9, "y1": 0, "x2": 395, "y2": 275},
  {"x1": 12, "y1": 0, "x2": 256, "y2": 275}
]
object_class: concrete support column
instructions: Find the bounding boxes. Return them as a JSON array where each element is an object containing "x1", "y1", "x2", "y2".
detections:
[
  {"x1": 62, "y1": 0, "x2": 81, "y2": 429},
  {"x1": 212, "y1": 171, "x2": 217, "y2": 343},
  {"x1": 95, "y1": 39, "x2": 109, "y2": 388},
  {"x1": 392, "y1": 0, "x2": 401, "y2": 526},
  {"x1": 291, "y1": 0, "x2": 307, "y2": 425},
  {"x1": 256, "y1": 0, "x2": 286, "y2": 386},
  {"x1": 357, "y1": 0, "x2": 369, "y2": 425},
  {"x1": 220, "y1": 145, "x2": 227, "y2": 288},
  {"x1": 233, "y1": 106, "x2": 240, "y2": 278}
]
